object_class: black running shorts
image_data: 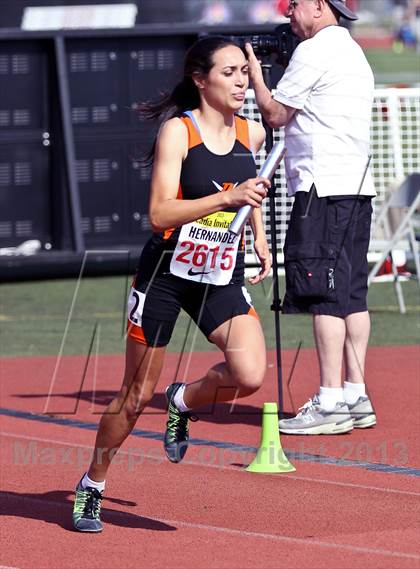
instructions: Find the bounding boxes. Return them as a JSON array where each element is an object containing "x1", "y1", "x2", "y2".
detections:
[
  {"x1": 282, "y1": 187, "x2": 373, "y2": 318},
  {"x1": 127, "y1": 273, "x2": 258, "y2": 347}
]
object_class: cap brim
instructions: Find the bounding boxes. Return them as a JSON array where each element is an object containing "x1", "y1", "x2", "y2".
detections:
[{"x1": 330, "y1": 1, "x2": 359, "y2": 20}]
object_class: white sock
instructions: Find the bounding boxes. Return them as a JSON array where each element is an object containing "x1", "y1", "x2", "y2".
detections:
[
  {"x1": 343, "y1": 381, "x2": 366, "y2": 405},
  {"x1": 81, "y1": 473, "x2": 105, "y2": 493},
  {"x1": 173, "y1": 383, "x2": 191, "y2": 412},
  {"x1": 318, "y1": 386, "x2": 344, "y2": 412}
]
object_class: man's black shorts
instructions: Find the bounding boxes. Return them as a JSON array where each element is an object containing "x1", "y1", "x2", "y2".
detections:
[
  {"x1": 282, "y1": 187, "x2": 373, "y2": 318},
  {"x1": 127, "y1": 273, "x2": 258, "y2": 347}
]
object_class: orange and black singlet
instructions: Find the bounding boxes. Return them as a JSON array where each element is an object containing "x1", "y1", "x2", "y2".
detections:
[{"x1": 137, "y1": 111, "x2": 258, "y2": 286}]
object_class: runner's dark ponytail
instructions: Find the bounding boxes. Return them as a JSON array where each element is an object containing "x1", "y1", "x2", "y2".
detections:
[{"x1": 139, "y1": 36, "x2": 243, "y2": 164}]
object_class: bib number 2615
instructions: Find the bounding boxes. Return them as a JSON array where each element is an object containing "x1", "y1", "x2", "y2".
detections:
[{"x1": 175, "y1": 241, "x2": 234, "y2": 271}]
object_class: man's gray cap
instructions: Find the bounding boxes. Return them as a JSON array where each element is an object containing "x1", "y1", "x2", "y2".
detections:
[{"x1": 327, "y1": 0, "x2": 358, "y2": 20}]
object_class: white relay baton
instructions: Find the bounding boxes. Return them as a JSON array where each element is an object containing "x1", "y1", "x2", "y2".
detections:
[{"x1": 228, "y1": 143, "x2": 287, "y2": 236}]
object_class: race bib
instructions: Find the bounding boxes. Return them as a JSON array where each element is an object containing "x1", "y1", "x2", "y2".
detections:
[
  {"x1": 170, "y1": 211, "x2": 240, "y2": 285},
  {"x1": 127, "y1": 287, "x2": 146, "y2": 326}
]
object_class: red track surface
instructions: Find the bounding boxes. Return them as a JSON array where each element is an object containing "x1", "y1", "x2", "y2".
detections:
[{"x1": 1, "y1": 345, "x2": 419, "y2": 569}]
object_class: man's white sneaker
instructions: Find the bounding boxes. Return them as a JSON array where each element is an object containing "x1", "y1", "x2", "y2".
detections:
[
  {"x1": 348, "y1": 396, "x2": 376, "y2": 428},
  {"x1": 278, "y1": 395, "x2": 354, "y2": 435}
]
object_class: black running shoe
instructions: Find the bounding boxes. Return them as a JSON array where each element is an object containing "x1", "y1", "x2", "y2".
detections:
[
  {"x1": 164, "y1": 383, "x2": 197, "y2": 463},
  {"x1": 72, "y1": 480, "x2": 103, "y2": 532}
]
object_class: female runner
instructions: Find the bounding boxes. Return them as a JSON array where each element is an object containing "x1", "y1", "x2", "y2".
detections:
[{"x1": 72, "y1": 36, "x2": 271, "y2": 532}]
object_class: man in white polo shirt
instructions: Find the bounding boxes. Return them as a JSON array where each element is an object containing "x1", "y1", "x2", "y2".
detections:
[{"x1": 246, "y1": 0, "x2": 377, "y2": 434}]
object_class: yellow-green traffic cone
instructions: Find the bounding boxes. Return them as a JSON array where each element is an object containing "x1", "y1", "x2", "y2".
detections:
[{"x1": 246, "y1": 402, "x2": 295, "y2": 474}]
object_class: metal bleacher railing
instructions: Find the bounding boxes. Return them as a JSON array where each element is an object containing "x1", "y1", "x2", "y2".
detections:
[{"x1": 241, "y1": 87, "x2": 420, "y2": 265}]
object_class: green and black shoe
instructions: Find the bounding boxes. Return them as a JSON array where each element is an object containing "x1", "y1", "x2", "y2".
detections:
[
  {"x1": 72, "y1": 480, "x2": 103, "y2": 532},
  {"x1": 164, "y1": 383, "x2": 197, "y2": 463}
]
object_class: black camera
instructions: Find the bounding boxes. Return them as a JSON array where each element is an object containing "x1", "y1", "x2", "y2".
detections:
[{"x1": 230, "y1": 24, "x2": 300, "y2": 68}]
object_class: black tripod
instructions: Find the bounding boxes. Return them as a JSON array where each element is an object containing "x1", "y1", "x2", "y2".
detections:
[{"x1": 258, "y1": 61, "x2": 285, "y2": 417}]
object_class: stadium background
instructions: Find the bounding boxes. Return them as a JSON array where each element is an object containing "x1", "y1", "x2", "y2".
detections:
[{"x1": 0, "y1": 0, "x2": 419, "y2": 278}]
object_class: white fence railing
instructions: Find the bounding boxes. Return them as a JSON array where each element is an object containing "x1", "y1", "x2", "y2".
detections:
[{"x1": 242, "y1": 87, "x2": 420, "y2": 263}]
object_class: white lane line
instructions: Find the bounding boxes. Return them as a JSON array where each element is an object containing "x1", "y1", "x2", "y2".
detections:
[
  {"x1": 287, "y1": 474, "x2": 420, "y2": 496},
  {"x1": 2, "y1": 431, "x2": 420, "y2": 498},
  {"x1": 157, "y1": 518, "x2": 420, "y2": 561},
  {"x1": 1, "y1": 491, "x2": 419, "y2": 562}
]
